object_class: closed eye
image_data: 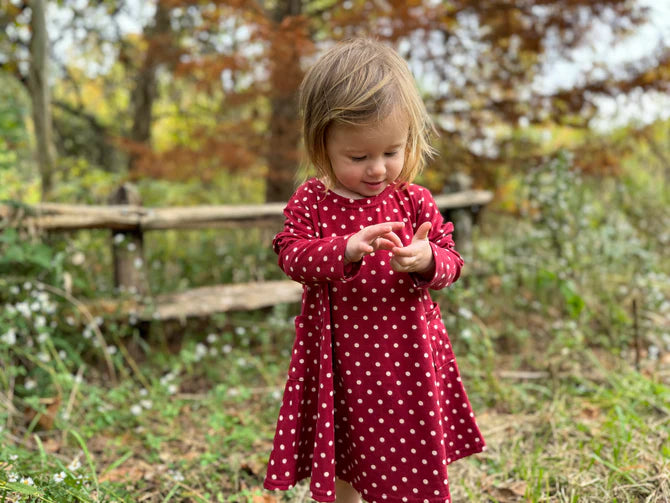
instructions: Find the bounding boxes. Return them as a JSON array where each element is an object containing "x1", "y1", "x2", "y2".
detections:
[
  {"x1": 350, "y1": 156, "x2": 366, "y2": 162},
  {"x1": 384, "y1": 151, "x2": 398, "y2": 157}
]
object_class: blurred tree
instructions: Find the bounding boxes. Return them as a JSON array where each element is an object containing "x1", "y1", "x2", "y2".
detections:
[
  {"x1": 316, "y1": 0, "x2": 670, "y2": 188},
  {"x1": 1, "y1": 0, "x2": 56, "y2": 199},
  {"x1": 3, "y1": 0, "x2": 669, "y2": 201},
  {"x1": 264, "y1": 0, "x2": 309, "y2": 202},
  {"x1": 125, "y1": 1, "x2": 174, "y2": 175},
  {"x1": 27, "y1": 0, "x2": 56, "y2": 199}
]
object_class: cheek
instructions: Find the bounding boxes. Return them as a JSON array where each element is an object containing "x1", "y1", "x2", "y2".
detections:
[
  {"x1": 390, "y1": 157, "x2": 404, "y2": 176},
  {"x1": 333, "y1": 161, "x2": 359, "y2": 182}
]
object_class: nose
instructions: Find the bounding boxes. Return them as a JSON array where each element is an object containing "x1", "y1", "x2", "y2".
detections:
[{"x1": 367, "y1": 157, "x2": 386, "y2": 178}]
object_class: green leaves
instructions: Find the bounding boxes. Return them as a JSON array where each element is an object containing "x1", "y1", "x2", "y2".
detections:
[
  {"x1": 0, "y1": 229, "x2": 62, "y2": 276},
  {"x1": 1, "y1": 481, "x2": 41, "y2": 496},
  {"x1": 558, "y1": 279, "x2": 585, "y2": 319}
]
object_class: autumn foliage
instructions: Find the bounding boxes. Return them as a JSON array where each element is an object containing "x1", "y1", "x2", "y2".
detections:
[{"x1": 3, "y1": 0, "x2": 669, "y2": 200}]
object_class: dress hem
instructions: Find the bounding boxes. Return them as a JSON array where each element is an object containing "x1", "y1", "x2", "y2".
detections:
[{"x1": 263, "y1": 444, "x2": 485, "y2": 503}]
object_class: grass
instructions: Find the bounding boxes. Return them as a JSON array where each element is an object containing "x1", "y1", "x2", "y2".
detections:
[{"x1": 1, "y1": 303, "x2": 669, "y2": 502}]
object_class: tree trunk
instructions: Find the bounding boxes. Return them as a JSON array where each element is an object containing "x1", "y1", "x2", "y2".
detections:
[
  {"x1": 28, "y1": 0, "x2": 56, "y2": 200},
  {"x1": 265, "y1": 0, "x2": 304, "y2": 203},
  {"x1": 127, "y1": 3, "x2": 171, "y2": 176}
]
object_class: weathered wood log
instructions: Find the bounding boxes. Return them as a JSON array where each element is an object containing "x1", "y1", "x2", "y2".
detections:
[
  {"x1": 441, "y1": 173, "x2": 476, "y2": 260},
  {"x1": 87, "y1": 280, "x2": 304, "y2": 321},
  {"x1": 109, "y1": 184, "x2": 150, "y2": 296},
  {"x1": 0, "y1": 191, "x2": 492, "y2": 231}
]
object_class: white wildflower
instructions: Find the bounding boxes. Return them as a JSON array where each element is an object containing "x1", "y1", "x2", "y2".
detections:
[
  {"x1": 106, "y1": 345, "x2": 117, "y2": 355},
  {"x1": 20, "y1": 476, "x2": 34, "y2": 486},
  {"x1": 37, "y1": 333, "x2": 49, "y2": 343},
  {"x1": 194, "y1": 343, "x2": 208, "y2": 360},
  {"x1": 9, "y1": 454, "x2": 18, "y2": 461},
  {"x1": 71, "y1": 252, "x2": 86, "y2": 266},
  {"x1": 206, "y1": 333, "x2": 217, "y2": 344},
  {"x1": 16, "y1": 302, "x2": 31, "y2": 317},
  {"x1": 10, "y1": 286, "x2": 20, "y2": 295},
  {"x1": 168, "y1": 469, "x2": 185, "y2": 482},
  {"x1": 222, "y1": 344, "x2": 232, "y2": 354},
  {"x1": 1, "y1": 329, "x2": 17, "y2": 345},
  {"x1": 139, "y1": 388, "x2": 148, "y2": 396},
  {"x1": 8, "y1": 472, "x2": 18, "y2": 482},
  {"x1": 83, "y1": 327, "x2": 93, "y2": 339},
  {"x1": 457, "y1": 307, "x2": 472, "y2": 319},
  {"x1": 140, "y1": 399, "x2": 153, "y2": 409},
  {"x1": 23, "y1": 281, "x2": 32, "y2": 290},
  {"x1": 37, "y1": 352, "x2": 51, "y2": 363},
  {"x1": 127, "y1": 242, "x2": 137, "y2": 252},
  {"x1": 160, "y1": 372, "x2": 175, "y2": 385},
  {"x1": 167, "y1": 384, "x2": 178, "y2": 395},
  {"x1": 113, "y1": 233, "x2": 125, "y2": 244},
  {"x1": 234, "y1": 326, "x2": 246, "y2": 336},
  {"x1": 68, "y1": 458, "x2": 81, "y2": 471},
  {"x1": 35, "y1": 315, "x2": 47, "y2": 328},
  {"x1": 53, "y1": 471, "x2": 66, "y2": 483},
  {"x1": 130, "y1": 404, "x2": 142, "y2": 416},
  {"x1": 24, "y1": 379, "x2": 37, "y2": 390},
  {"x1": 66, "y1": 316, "x2": 76, "y2": 326},
  {"x1": 133, "y1": 257, "x2": 143, "y2": 269}
]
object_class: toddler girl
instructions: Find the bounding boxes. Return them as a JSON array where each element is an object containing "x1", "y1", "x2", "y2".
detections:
[{"x1": 263, "y1": 38, "x2": 485, "y2": 503}]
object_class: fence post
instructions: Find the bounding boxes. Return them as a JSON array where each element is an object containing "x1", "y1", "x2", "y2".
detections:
[
  {"x1": 444, "y1": 172, "x2": 474, "y2": 261},
  {"x1": 108, "y1": 183, "x2": 150, "y2": 297}
]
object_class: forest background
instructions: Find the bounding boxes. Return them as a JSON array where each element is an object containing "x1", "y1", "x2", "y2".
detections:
[{"x1": 1, "y1": 0, "x2": 669, "y2": 501}]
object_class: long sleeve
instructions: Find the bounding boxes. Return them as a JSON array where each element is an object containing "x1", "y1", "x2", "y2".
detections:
[
  {"x1": 409, "y1": 186, "x2": 464, "y2": 290},
  {"x1": 273, "y1": 183, "x2": 361, "y2": 284}
]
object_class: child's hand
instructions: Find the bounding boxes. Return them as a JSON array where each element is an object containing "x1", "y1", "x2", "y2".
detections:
[
  {"x1": 390, "y1": 221, "x2": 435, "y2": 275},
  {"x1": 344, "y1": 222, "x2": 404, "y2": 264}
]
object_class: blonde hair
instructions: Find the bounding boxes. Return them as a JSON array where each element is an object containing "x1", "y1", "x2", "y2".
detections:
[{"x1": 299, "y1": 38, "x2": 437, "y2": 189}]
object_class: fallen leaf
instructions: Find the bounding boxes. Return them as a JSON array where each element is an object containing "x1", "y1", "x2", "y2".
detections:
[{"x1": 251, "y1": 491, "x2": 278, "y2": 502}]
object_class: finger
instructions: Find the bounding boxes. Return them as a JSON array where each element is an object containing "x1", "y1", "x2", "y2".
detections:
[
  {"x1": 363, "y1": 222, "x2": 405, "y2": 241},
  {"x1": 390, "y1": 259, "x2": 412, "y2": 272},
  {"x1": 412, "y1": 221, "x2": 432, "y2": 242},
  {"x1": 391, "y1": 243, "x2": 419, "y2": 257},
  {"x1": 376, "y1": 237, "x2": 401, "y2": 251},
  {"x1": 381, "y1": 231, "x2": 403, "y2": 248},
  {"x1": 375, "y1": 234, "x2": 402, "y2": 251}
]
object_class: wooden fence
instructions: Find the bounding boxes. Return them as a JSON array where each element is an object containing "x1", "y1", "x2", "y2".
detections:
[{"x1": 0, "y1": 183, "x2": 492, "y2": 323}]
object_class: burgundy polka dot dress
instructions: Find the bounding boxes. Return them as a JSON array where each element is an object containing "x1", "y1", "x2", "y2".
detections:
[{"x1": 264, "y1": 179, "x2": 485, "y2": 503}]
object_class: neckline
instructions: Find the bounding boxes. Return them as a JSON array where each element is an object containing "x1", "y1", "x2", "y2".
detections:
[{"x1": 311, "y1": 178, "x2": 397, "y2": 208}]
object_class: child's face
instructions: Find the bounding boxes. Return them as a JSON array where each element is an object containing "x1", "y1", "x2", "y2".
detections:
[{"x1": 325, "y1": 113, "x2": 408, "y2": 199}]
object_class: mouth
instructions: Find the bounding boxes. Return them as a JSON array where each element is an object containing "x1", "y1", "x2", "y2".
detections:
[{"x1": 363, "y1": 181, "x2": 385, "y2": 188}]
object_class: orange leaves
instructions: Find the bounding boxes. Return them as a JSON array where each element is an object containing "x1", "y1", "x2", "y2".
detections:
[{"x1": 267, "y1": 15, "x2": 313, "y2": 96}]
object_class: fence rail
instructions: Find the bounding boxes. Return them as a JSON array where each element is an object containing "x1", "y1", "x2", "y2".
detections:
[
  {"x1": 0, "y1": 183, "x2": 493, "y2": 321},
  {"x1": 0, "y1": 191, "x2": 492, "y2": 231}
]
